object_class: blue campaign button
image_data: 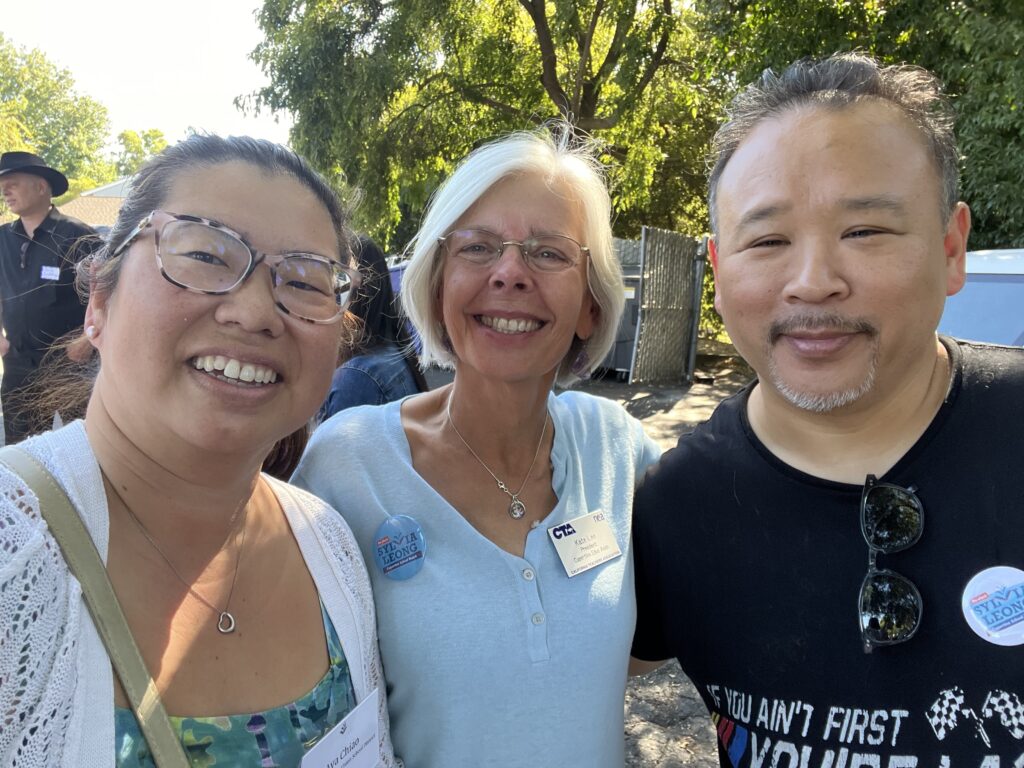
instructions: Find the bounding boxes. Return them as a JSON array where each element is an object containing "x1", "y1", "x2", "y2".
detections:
[{"x1": 373, "y1": 515, "x2": 426, "y2": 580}]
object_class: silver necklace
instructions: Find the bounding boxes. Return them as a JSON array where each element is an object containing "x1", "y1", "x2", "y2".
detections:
[
  {"x1": 446, "y1": 391, "x2": 549, "y2": 520},
  {"x1": 105, "y1": 475, "x2": 249, "y2": 634}
]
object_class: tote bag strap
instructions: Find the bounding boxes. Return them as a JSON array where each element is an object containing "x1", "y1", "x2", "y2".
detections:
[{"x1": 0, "y1": 446, "x2": 189, "y2": 768}]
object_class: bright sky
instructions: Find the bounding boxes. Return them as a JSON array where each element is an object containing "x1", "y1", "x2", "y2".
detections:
[{"x1": 5, "y1": 0, "x2": 293, "y2": 150}]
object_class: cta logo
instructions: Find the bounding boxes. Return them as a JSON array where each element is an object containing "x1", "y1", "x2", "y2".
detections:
[{"x1": 551, "y1": 523, "x2": 578, "y2": 540}]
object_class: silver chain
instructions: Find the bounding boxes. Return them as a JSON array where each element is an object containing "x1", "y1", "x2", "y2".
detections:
[
  {"x1": 104, "y1": 473, "x2": 250, "y2": 634},
  {"x1": 446, "y1": 390, "x2": 549, "y2": 520}
]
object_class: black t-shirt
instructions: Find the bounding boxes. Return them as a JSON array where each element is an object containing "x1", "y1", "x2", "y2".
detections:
[
  {"x1": 0, "y1": 207, "x2": 97, "y2": 363},
  {"x1": 633, "y1": 338, "x2": 1024, "y2": 767}
]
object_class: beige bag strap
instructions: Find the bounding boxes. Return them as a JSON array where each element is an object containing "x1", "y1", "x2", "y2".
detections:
[{"x1": 0, "y1": 446, "x2": 190, "y2": 768}]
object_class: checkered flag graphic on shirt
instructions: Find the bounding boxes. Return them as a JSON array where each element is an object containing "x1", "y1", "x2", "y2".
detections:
[
  {"x1": 928, "y1": 687, "x2": 992, "y2": 747},
  {"x1": 982, "y1": 690, "x2": 1024, "y2": 740},
  {"x1": 928, "y1": 687, "x2": 968, "y2": 740}
]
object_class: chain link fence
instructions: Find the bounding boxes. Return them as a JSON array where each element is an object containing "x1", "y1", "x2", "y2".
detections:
[{"x1": 602, "y1": 227, "x2": 704, "y2": 385}]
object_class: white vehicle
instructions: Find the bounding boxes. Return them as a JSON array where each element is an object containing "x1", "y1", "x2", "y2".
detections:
[{"x1": 939, "y1": 249, "x2": 1024, "y2": 346}]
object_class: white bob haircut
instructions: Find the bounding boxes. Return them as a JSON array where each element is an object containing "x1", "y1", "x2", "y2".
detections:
[{"x1": 401, "y1": 124, "x2": 624, "y2": 386}]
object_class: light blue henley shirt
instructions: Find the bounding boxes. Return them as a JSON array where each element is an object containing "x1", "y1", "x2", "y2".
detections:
[{"x1": 294, "y1": 390, "x2": 661, "y2": 767}]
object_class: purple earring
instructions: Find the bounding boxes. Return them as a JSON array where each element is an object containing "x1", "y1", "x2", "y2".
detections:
[{"x1": 570, "y1": 346, "x2": 591, "y2": 378}]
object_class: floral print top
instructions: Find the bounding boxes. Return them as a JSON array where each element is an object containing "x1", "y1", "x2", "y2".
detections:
[{"x1": 114, "y1": 601, "x2": 357, "y2": 767}]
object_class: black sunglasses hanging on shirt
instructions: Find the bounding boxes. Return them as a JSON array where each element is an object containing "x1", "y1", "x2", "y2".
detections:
[{"x1": 858, "y1": 474, "x2": 925, "y2": 653}]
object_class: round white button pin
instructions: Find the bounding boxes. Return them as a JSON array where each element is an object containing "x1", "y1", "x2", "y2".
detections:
[{"x1": 962, "y1": 565, "x2": 1024, "y2": 646}]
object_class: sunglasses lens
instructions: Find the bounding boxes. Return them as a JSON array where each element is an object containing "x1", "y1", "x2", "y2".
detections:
[
  {"x1": 862, "y1": 485, "x2": 922, "y2": 552},
  {"x1": 860, "y1": 569, "x2": 922, "y2": 647}
]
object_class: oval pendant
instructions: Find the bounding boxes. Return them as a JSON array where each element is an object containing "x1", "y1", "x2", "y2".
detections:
[
  {"x1": 508, "y1": 498, "x2": 527, "y2": 520},
  {"x1": 217, "y1": 611, "x2": 236, "y2": 634}
]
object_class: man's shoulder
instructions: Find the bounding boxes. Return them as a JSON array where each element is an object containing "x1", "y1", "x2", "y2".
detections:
[
  {"x1": 955, "y1": 336, "x2": 1024, "y2": 365},
  {"x1": 0, "y1": 219, "x2": 20, "y2": 239},
  {"x1": 638, "y1": 385, "x2": 752, "y2": 491},
  {"x1": 675, "y1": 384, "x2": 750, "y2": 448},
  {"x1": 952, "y1": 337, "x2": 1024, "y2": 393}
]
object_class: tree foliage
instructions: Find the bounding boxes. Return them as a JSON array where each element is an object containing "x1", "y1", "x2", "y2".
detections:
[
  {"x1": 919, "y1": 1, "x2": 1024, "y2": 248},
  {"x1": 249, "y1": 1, "x2": 1024, "y2": 341},
  {"x1": 697, "y1": 0, "x2": 1024, "y2": 248},
  {"x1": 0, "y1": 33, "x2": 110, "y2": 181},
  {"x1": 0, "y1": 36, "x2": 173, "y2": 213},
  {"x1": 116, "y1": 128, "x2": 169, "y2": 177},
  {"x1": 250, "y1": 0, "x2": 720, "y2": 248}
]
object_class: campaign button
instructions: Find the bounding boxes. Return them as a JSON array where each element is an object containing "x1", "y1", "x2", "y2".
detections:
[
  {"x1": 372, "y1": 515, "x2": 426, "y2": 581},
  {"x1": 962, "y1": 565, "x2": 1024, "y2": 646}
]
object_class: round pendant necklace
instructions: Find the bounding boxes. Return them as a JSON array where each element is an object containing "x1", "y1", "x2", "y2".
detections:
[
  {"x1": 446, "y1": 390, "x2": 549, "y2": 520},
  {"x1": 104, "y1": 473, "x2": 249, "y2": 634}
]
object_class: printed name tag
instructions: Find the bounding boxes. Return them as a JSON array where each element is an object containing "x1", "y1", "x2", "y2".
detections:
[
  {"x1": 40, "y1": 265, "x2": 60, "y2": 281},
  {"x1": 302, "y1": 688, "x2": 379, "y2": 768},
  {"x1": 548, "y1": 509, "x2": 622, "y2": 578}
]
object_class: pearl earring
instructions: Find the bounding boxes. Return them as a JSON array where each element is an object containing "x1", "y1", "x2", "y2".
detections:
[{"x1": 85, "y1": 325, "x2": 96, "y2": 338}]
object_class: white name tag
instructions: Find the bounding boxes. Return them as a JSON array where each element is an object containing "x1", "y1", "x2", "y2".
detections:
[
  {"x1": 40, "y1": 265, "x2": 60, "y2": 281},
  {"x1": 548, "y1": 509, "x2": 622, "y2": 578},
  {"x1": 302, "y1": 687, "x2": 380, "y2": 768}
]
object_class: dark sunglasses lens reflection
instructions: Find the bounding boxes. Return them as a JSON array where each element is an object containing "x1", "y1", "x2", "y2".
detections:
[
  {"x1": 858, "y1": 476, "x2": 925, "y2": 652},
  {"x1": 862, "y1": 485, "x2": 923, "y2": 552},
  {"x1": 859, "y1": 569, "x2": 922, "y2": 646}
]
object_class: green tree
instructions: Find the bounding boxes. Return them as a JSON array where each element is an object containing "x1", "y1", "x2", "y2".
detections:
[
  {"x1": 0, "y1": 98, "x2": 33, "y2": 153},
  {"x1": 0, "y1": 33, "x2": 110, "y2": 181},
  {"x1": 248, "y1": 0, "x2": 719, "y2": 249},
  {"x1": 696, "y1": 0, "x2": 1024, "y2": 248},
  {"x1": 116, "y1": 128, "x2": 170, "y2": 176},
  {"x1": 904, "y1": 1, "x2": 1024, "y2": 248}
]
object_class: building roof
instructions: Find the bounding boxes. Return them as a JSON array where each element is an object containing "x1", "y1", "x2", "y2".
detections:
[{"x1": 58, "y1": 196, "x2": 122, "y2": 228}]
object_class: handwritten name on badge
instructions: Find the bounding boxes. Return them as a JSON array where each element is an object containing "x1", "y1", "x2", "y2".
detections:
[
  {"x1": 548, "y1": 509, "x2": 622, "y2": 578},
  {"x1": 302, "y1": 688, "x2": 379, "y2": 768}
]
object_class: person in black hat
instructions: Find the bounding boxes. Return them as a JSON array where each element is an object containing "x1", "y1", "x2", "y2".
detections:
[{"x1": 0, "y1": 151, "x2": 98, "y2": 443}]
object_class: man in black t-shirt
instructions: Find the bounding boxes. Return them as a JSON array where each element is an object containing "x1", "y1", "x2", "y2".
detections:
[
  {"x1": 0, "y1": 152, "x2": 96, "y2": 443},
  {"x1": 631, "y1": 53, "x2": 1024, "y2": 767}
]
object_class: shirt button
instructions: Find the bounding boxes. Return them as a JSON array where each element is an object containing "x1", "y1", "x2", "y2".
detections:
[
  {"x1": 532, "y1": 612, "x2": 545, "y2": 625},
  {"x1": 522, "y1": 568, "x2": 535, "y2": 581}
]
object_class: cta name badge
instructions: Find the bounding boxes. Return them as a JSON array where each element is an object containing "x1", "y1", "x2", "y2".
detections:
[
  {"x1": 373, "y1": 515, "x2": 425, "y2": 580},
  {"x1": 302, "y1": 687, "x2": 379, "y2": 768},
  {"x1": 962, "y1": 565, "x2": 1024, "y2": 647},
  {"x1": 40, "y1": 265, "x2": 60, "y2": 281},
  {"x1": 548, "y1": 509, "x2": 621, "y2": 578}
]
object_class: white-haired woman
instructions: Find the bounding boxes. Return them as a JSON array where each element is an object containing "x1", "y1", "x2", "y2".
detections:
[{"x1": 294, "y1": 126, "x2": 660, "y2": 767}]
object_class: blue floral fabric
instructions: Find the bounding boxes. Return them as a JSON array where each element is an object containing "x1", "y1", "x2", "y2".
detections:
[{"x1": 114, "y1": 602, "x2": 357, "y2": 767}]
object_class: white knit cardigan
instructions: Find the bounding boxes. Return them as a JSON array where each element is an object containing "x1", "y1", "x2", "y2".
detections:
[{"x1": 0, "y1": 421, "x2": 397, "y2": 767}]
